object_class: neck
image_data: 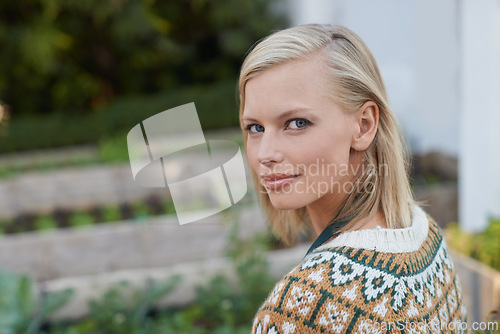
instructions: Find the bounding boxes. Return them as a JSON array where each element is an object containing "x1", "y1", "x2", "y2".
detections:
[
  {"x1": 354, "y1": 209, "x2": 387, "y2": 230},
  {"x1": 307, "y1": 153, "x2": 361, "y2": 235},
  {"x1": 306, "y1": 193, "x2": 346, "y2": 235},
  {"x1": 308, "y1": 201, "x2": 387, "y2": 236}
]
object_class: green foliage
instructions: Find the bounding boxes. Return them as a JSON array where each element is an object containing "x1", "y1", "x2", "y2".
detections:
[
  {"x1": 98, "y1": 136, "x2": 130, "y2": 163},
  {"x1": 164, "y1": 199, "x2": 176, "y2": 215},
  {"x1": 0, "y1": 166, "x2": 12, "y2": 179},
  {"x1": 84, "y1": 277, "x2": 180, "y2": 334},
  {"x1": 0, "y1": 211, "x2": 275, "y2": 333},
  {"x1": 228, "y1": 233, "x2": 277, "y2": 321},
  {"x1": 474, "y1": 218, "x2": 500, "y2": 271},
  {"x1": 2, "y1": 195, "x2": 177, "y2": 234},
  {"x1": 159, "y1": 306, "x2": 207, "y2": 334},
  {"x1": 446, "y1": 218, "x2": 500, "y2": 271},
  {"x1": 195, "y1": 274, "x2": 238, "y2": 328},
  {"x1": 0, "y1": 0, "x2": 286, "y2": 116},
  {"x1": 43, "y1": 220, "x2": 275, "y2": 333},
  {"x1": 1, "y1": 80, "x2": 240, "y2": 153},
  {"x1": 69, "y1": 211, "x2": 94, "y2": 227},
  {"x1": 34, "y1": 214, "x2": 57, "y2": 231},
  {"x1": 102, "y1": 205, "x2": 121, "y2": 223},
  {"x1": 0, "y1": 271, "x2": 73, "y2": 334},
  {"x1": 134, "y1": 224, "x2": 274, "y2": 333},
  {"x1": 192, "y1": 226, "x2": 276, "y2": 330},
  {"x1": 48, "y1": 277, "x2": 180, "y2": 334},
  {"x1": 0, "y1": 218, "x2": 9, "y2": 234},
  {"x1": 132, "y1": 201, "x2": 152, "y2": 221}
]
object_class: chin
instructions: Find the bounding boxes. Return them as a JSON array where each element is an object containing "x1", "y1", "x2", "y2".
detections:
[{"x1": 267, "y1": 194, "x2": 305, "y2": 210}]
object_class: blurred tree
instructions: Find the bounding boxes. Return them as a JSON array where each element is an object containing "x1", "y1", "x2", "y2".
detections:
[{"x1": 0, "y1": 0, "x2": 287, "y2": 116}]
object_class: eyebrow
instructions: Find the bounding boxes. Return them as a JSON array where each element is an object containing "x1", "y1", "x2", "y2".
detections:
[{"x1": 241, "y1": 108, "x2": 313, "y2": 123}]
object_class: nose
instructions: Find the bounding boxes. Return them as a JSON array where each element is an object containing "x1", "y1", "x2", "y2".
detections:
[{"x1": 257, "y1": 132, "x2": 283, "y2": 165}]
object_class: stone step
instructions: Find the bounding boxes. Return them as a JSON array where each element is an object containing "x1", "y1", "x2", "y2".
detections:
[
  {"x1": 40, "y1": 243, "x2": 309, "y2": 321},
  {"x1": 0, "y1": 204, "x2": 265, "y2": 282}
]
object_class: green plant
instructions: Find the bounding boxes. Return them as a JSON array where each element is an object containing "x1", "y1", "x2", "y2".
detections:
[
  {"x1": 102, "y1": 205, "x2": 121, "y2": 222},
  {"x1": 34, "y1": 215, "x2": 58, "y2": 231},
  {"x1": 192, "y1": 223, "x2": 276, "y2": 330},
  {"x1": 195, "y1": 274, "x2": 237, "y2": 328},
  {"x1": 98, "y1": 135, "x2": 130, "y2": 163},
  {"x1": 0, "y1": 0, "x2": 287, "y2": 120},
  {"x1": 0, "y1": 166, "x2": 13, "y2": 179},
  {"x1": 158, "y1": 306, "x2": 206, "y2": 334},
  {"x1": 446, "y1": 218, "x2": 500, "y2": 271},
  {"x1": 20, "y1": 216, "x2": 276, "y2": 333},
  {"x1": 163, "y1": 199, "x2": 176, "y2": 215},
  {"x1": 476, "y1": 218, "x2": 500, "y2": 271},
  {"x1": 132, "y1": 201, "x2": 152, "y2": 221},
  {"x1": 0, "y1": 271, "x2": 73, "y2": 334},
  {"x1": 227, "y1": 231, "x2": 277, "y2": 322},
  {"x1": 446, "y1": 223, "x2": 475, "y2": 255},
  {"x1": 69, "y1": 211, "x2": 95, "y2": 227},
  {"x1": 76, "y1": 277, "x2": 179, "y2": 334},
  {"x1": 0, "y1": 218, "x2": 10, "y2": 234},
  {"x1": 4, "y1": 195, "x2": 178, "y2": 235},
  {"x1": 145, "y1": 223, "x2": 274, "y2": 333}
]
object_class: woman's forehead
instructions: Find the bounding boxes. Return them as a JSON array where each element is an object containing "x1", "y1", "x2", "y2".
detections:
[{"x1": 242, "y1": 58, "x2": 336, "y2": 117}]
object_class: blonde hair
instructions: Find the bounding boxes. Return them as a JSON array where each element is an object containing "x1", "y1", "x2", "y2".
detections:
[{"x1": 239, "y1": 24, "x2": 414, "y2": 245}]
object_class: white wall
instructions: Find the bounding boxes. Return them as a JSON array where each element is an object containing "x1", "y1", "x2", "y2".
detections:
[
  {"x1": 459, "y1": 0, "x2": 500, "y2": 231},
  {"x1": 413, "y1": 0, "x2": 459, "y2": 156}
]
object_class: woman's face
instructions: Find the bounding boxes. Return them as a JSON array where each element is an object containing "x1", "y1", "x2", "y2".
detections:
[{"x1": 242, "y1": 54, "x2": 361, "y2": 213}]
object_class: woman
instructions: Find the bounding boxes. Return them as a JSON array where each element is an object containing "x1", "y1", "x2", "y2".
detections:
[{"x1": 239, "y1": 25, "x2": 466, "y2": 334}]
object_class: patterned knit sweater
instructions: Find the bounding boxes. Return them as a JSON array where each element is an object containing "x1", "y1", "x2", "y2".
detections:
[{"x1": 252, "y1": 206, "x2": 467, "y2": 334}]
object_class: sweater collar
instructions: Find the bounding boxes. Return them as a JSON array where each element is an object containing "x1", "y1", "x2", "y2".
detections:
[{"x1": 312, "y1": 206, "x2": 429, "y2": 254}]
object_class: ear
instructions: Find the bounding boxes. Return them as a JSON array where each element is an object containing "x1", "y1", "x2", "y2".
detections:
[{"x1": 351, "y1": 101, "x2": 379, "y2": 151}]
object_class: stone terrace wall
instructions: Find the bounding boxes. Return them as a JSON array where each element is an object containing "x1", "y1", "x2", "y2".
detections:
[
  {"x1": 0, "y1": 204, "x2": 266, "y2": 282},
  {"x1": 0, "y1": 164, "x2": 169, "y2": 219},
  {"x1": 0, "y1": 128, "x2": 247, "y2": 219}
]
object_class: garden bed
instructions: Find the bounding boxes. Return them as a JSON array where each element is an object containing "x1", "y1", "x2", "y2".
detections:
[
  {"x1": 0, "y1": 203, "x2": 265, "y2": 282},
  {"x1": 0, "y1": 220, "x2": 297, "y2": 334},
  {"x1": 0, "y1": 193, "x2": 176, "y2": 235},
  {"x1": 40, "y1": 243, "x2": 309, "y2": 321}
]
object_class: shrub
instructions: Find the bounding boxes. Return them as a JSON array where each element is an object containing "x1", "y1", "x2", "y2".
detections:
[
  {"x1": 445, "y1": 218, "x2": 500, "y2": 271},
  {"x1": 44, "y1": 219, "x2": 275, "y2": 332},
  {"x1": 0, "y1": 81, "x2": 240, "y2": 153},
  {"x1": 0, "y1": 272, "x2": 73, "y2": 334}
]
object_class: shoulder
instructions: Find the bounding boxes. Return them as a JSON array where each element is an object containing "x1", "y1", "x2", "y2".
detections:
[{"x1": 252, "y1": 207, "x2": 467, "y2": 333}]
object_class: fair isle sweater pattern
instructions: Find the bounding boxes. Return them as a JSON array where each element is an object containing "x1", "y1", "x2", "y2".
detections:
[{"x1": 252, "y1": 208, "x2": 466, "y2": 334}]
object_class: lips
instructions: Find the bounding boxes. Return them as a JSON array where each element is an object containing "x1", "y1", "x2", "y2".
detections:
[{"x1": 260, "y1": 173, "x2": 300, "y2": 191}]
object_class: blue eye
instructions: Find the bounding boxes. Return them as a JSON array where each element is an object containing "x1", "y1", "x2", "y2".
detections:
[
  {"x1": 288, "y1": 118, "x2": 310, "y2": 129},
  {"x1": 245, "y1": 124, "x2": 265, "y2": 134}
]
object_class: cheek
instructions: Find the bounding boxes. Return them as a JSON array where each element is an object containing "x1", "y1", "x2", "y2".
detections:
[
  {"x1": 244, "y1": 141, "x2": 259, "y2": 171},
  {"x1": 298, "y1": 137, "x2": 352, "y2": 177}
]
